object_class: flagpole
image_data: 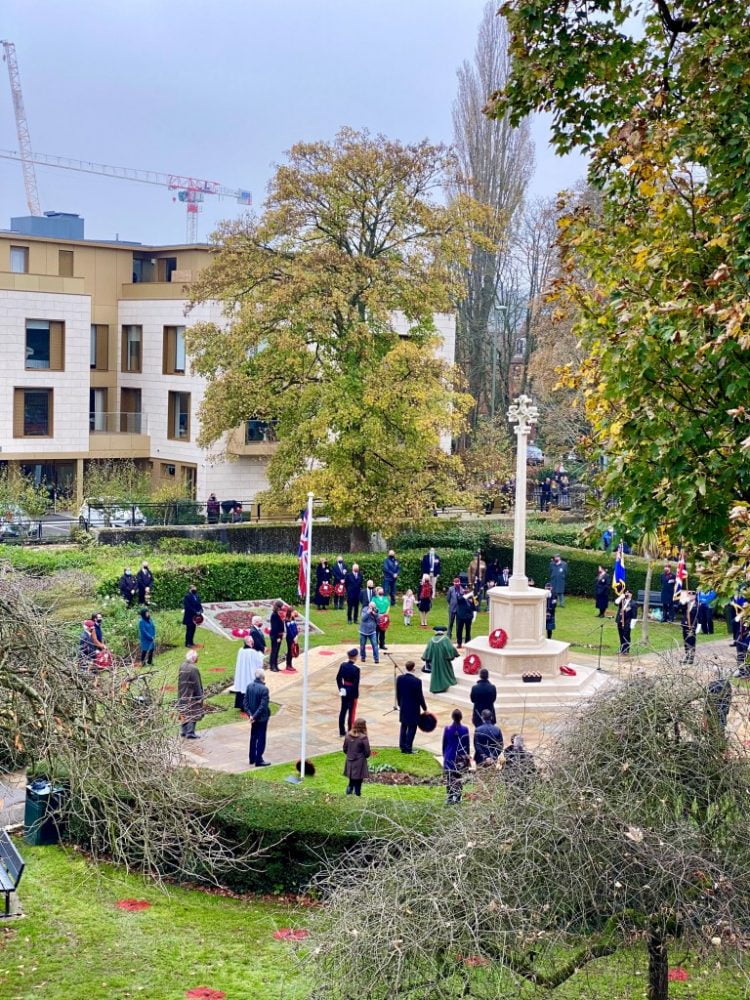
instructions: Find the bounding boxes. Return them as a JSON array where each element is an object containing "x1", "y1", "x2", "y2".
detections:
[{"x1": 299, "y1": 491, "x2": 314, "y2": 782}]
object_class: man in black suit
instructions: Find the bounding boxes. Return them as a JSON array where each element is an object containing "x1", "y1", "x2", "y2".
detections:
[
  {"x1": 359, "y1": 578, "x2": 376, "y2": 611},
  {"x1": 420, "y1": 548, "x2": 441, "y2": 597},
  {"x1": 249, "y1": 616, "x2": 267, "y2": 656},
  {"x1": 498, "y1": 566, "x2": 511, "y2": 587},
  {"x1": 332, "y1": 556, "x2": 348, "y2": 611},
  {"x1": 182, "y1": 584, "x2": 203, "y2": 648},
  {"x1": 268, "y1": 600, "x2": 284, "y2": 672},
  {"x1": 396, "y1": 659, "x2": 427, "y2": 754},
  {"x1": 336, "y1": 648, "x2": 361, "y2": 737},
  {"x1": 344, "y1": 563, "x2": 363, "y2": 624},
  {"x1": 469, "y1": 668, "x2": 497, "y2": 727},
  {"x1": 660, "y1": 564, "x2": 676, "y2": 623}
]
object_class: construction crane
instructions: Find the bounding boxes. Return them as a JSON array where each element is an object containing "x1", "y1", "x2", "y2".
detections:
[
  {"x1": 1, "y1": 40, "x2": 41, "y2": 217},
  {"x1": 0, "y1": 147, "x2": 252, "y2": 242}
]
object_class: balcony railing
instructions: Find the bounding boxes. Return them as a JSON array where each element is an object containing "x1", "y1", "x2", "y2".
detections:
[{"x1": 89, "y1": 411, "x2": 148, "y2": 434}]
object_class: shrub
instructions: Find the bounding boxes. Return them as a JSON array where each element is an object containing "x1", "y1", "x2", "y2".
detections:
[
  {"x1": 155, "y1": 537, "x2": 229, "y2": 555},
  {"x1": 393, "y1": 520, "x2": 587, "y2": 552}
]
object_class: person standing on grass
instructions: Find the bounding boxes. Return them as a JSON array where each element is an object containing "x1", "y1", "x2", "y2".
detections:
[
  {"x1": 284, "y1": 609, "x2": 299, "y2": 671},
  {"x1": 136, "y1": 561, "x2": 154, "y2": 605},
  {"x1": 138, "y1": 608, "x2": 156, "y2": 666},
  {"x1": 382, "y1": 550, "x2": 400, "y2": 606},
  {"x1": 182, "y1": 584, "x2": 203, "y2": 648},
  {"x1": 474, "y1": 709, "x2": 503, "y2": 767},
  {"x1": 615, "y1": 589, "x2": 637, "y2": 655},
  {"x1": 177, "y1": 649, "x2": 203, "y2": 740},
  {"x1": 547, "y1": 554, "x2": 568, "y2": 607},
  {"x1": 332, "y1": 555, "x2": 348, "y2": 611},
  {"x1": 660, "y1": 563, "x2": 676, "y2": 623},
  {"x1": 420, "y1": 547, "x2": 441, "y2": 597},
  {"x1": 345, "y1": 563, "x2": 363, "y2": 624},
  {"x1": 545, "y1": 583, "x2": 557, "y2": 640},
  {"x1": 315, "y1": 558, "x2": 332, "y2": 610},
  {"x1": 470, "y1": 668, "x2": 497, "y2": 727},
  {"x1": 343, "y1": 718, "x2": 370, "y2": 796},
  {"x1": 446, "y1": 577, "x2": 462, "y2": 639},
  {"x1": 417, "y1": 574, "x2": 433, "y2": 628},
  {"x1": 373, "y1": 586, "x2": 390, "y2": 652},
  {"x1": 244, "y1": 668, "x2": 271, "y2": 767},
  {"x1": 359, "y1": 578, "x2": 376, "y2": 612},
  {"x1": 232, "y1": 635, "x2": 263, "y2": 709},
  {"x1": 396, "y1": 659, "x2": 427, "y2": 754},
  {"x1": 268, "y1": 600, "x2": 284, "y2": 672},
  {"x1": 359, "y1": 602, "x2": 380, "y2": 664},
  {"x1": 442, "y1": 708, "x2": 470, "y2": 804},
  {"x1": 337, "y1": 648, "x2": 360, "y2": 737},
  {"x1": 402, "y1": 588, "x2": 415, "y2": 626},
  {"x1": 595, "y1": 565, "x2": 609, "y2": 618},
  {"x1": 119, "y1": 568, "x2": 137, "y2": 607}
]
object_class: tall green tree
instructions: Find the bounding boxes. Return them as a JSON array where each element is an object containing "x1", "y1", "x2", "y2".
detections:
[
  {"x1": 489, "y1": 2, "x2": 750, "y2": 571},
  {"x1": 188, "y1": 129, "x2": 480, "y2": 548}
]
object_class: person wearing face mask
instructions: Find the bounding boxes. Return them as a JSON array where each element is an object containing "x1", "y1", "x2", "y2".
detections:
[
  {"x1": 136, "y1": 561, "x2": 154, "y2": 605},
  {"x1": 332, "y1": 555, "x2": 348, "y2": 611},
  {"x1": 182, "y1": 583, "x2": 203, "y2": 648},
  {"x1": 420, "y1": 547, "x2": 441, "y2": 598},
  {"x1": 138, "y1": 607, "x2": 157, "y2": 665}
]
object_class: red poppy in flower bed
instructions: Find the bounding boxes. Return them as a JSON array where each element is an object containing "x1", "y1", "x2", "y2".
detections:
[
  {"x1": 208, "y1": 668, "x2": 225, "y2": 673},
  {"x1": 116, "y1": 899, "x2": 151, "y2": 912},
  {"x1": 185, "y1": 989, "x2": 226, "y2": 1000},
  {"x1": 489, "y1": 628, "x2": 508, "y2": 649},
  {"x1": 216, "y1": 611, "x2": 257, "y2": 630},
  {"x1": 668, "y1": 968, "x2": 689, "y2": 982},
  {"x1": 273, "y1": 928, "x2": 309, "y2": 941}
]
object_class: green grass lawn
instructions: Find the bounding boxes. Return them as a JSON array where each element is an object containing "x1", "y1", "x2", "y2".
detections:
[
  {"x1": 244, "y1": 746, "x2": 443, "y2": 802},
  {"x1": 0, "y1": 844, "x2": 308, "y2": 1000}
]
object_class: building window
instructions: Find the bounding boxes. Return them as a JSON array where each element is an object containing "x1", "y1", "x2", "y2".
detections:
[
  {"x1": 161, "y1": 462, "x2": 176, "y2": 478},
  {"x1": 120, "y1": 387, "x2": 142, "y2": 433},
  {"x1": 10, "y1": 246, "x2": 28, "y2": 274},
  {"x1": 121, "y1": 325, "x2": 142, "y2": 373},
  {"x1": 182, "y1": 465, "x2": 197, "y2": 497},
  {"x1": 245, "y1": 419, "x2": 277, "y2": 443},
  {"x1": 25, "y1": 320, "x2": 65, "y2": 371},
  {"x1": 162, "y1": 325, "x2": 186, "y2": 375},
  {"x1": 89, "y1": 388, "x2": 108, "y2": 432},
  {"x1": 167, "y1": 391, "x2": 191, "y2": 441},
  {"x1": 58, "y1": 249, "x2": 74, "y2": 277},
  {"x1": 90, "y1": 325, "x2": 109, "y2": 370},
  {"x1": 14, "y1": 388, "x2": 53, "y2": 437}
]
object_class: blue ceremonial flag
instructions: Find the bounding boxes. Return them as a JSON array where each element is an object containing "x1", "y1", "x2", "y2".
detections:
[{"x1": 612, "y1": 542, "x2": 626, "y2": 595}]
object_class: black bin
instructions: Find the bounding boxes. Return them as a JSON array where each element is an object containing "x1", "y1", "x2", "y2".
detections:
[{"x1": 24, "y1": 780, "x2": 64, "y2": 847}]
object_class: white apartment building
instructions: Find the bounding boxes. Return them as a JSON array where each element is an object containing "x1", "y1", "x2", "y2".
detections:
[{"x1": 0, "y1": 213, "x2": 456, "y2": 508}]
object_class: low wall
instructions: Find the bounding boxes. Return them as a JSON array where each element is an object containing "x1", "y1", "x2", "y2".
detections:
[{"x1": 96, "y1": 522, "x2": 356, "y2": 555}]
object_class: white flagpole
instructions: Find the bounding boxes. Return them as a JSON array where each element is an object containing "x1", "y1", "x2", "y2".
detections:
[{"x1": 299, "y1": 491, "x2": 314, "y2": 782}]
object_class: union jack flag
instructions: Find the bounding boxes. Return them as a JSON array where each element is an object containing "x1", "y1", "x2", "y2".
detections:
[
  {"x1": 612, "y1": 541, "x2": 626, "y2": 595},
  {"x1": 297, "y1": 508, "x2": 310, "y2": 598},
  {"x1": 673, "y1": 550, "x2": 688, "y2": 600}
]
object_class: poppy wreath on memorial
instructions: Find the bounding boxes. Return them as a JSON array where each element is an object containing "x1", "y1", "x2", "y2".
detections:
[
  {"x1": 463, "y1": 653, "x2": 481, "y2": 675},
  {"x1": 94, "y1": 650, "x2": 113, "y2": 669},
  {"x1": 378, "y1": 613, "x2": 391, "y2": 630},
  {"x1": 489, "y1": 628, "x2": 508, "y2": 649},
  {"x1": 192, "y1": 613, "x2": 204, "y2": 625},
  {"x1": 318, "y1": 582, "x2": 333, "y2": 597}
]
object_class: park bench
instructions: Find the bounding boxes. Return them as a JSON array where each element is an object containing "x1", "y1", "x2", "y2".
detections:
[
  {"x1": 637, "y1": 590, "x2": 664, "y2": 608},
  {"x1": 0, "y1": 830, "x2": 24, "y2": 918}
]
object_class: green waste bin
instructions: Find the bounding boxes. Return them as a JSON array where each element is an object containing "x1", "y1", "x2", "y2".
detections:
[{"x1": 24, "y1": 781, "x2": 64, "y2": 846}]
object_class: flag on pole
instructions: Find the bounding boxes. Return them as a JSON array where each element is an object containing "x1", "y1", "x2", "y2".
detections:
[
  {"x1": 673, "y1": 550, "x2": 688, "y2": 600},
  {"x1": 297, "y1": 508, "x2": 310, "y2": 598},
  {"x1": 612, "y1": 541, "x2": 626, "y2": 595}
]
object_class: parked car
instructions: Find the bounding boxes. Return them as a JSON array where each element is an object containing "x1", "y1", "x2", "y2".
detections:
[
  {"x1": 0, "y1": 505, "x2": 32, "y2": 537},
  {"x1": 78, "y1": 500, "x2": 145, "y2": 529},
  {"x1": 527, "y1": 445, "x2": 545, "y2": 466}
]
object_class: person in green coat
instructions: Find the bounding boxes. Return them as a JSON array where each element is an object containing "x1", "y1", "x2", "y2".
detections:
[
  {"x1": 372, "y1": 586, "x2": 391, "y2": 652},
  {"x1": 421, "y1": 626, "x2": 459, "y2": 694}
]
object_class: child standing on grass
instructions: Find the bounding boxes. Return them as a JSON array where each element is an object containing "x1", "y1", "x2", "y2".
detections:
[{"x1": 403, "y1": 589, "x2": 415, "y2": 626}]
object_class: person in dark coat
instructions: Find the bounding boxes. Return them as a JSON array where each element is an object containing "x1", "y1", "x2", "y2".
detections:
[
  {"x1": 504, "y1": 733, "x2": 535, "y2": 780},
  {"x1": 615, "y1": 590, "x2": 637, "y2": 655},
  {"x1": 284, "y1": 610, "x2": 299, "y2": 671},
  {"x1": 78, "y1": 619, "x2": 97, "y2": 668},
  {"x1": 315, "y1": 559, "x2": 332, "y2": 610},
  {"x1": 396, "y1": 659, "x2": 427, "y2": 754},
  {"x1": 547, "y1": 555, "x2": 568, "y2": 607},
  {"x1": 474, "y1": 709, "x2": 503, "y2": 766},
  {"x1": 182, "y1": 584, "x2": 203, "y2": 648},
  {"x1": 344, "y1": 563, "x2": 363, "y2": 624},
  {"x1": 469, "y1": 668, "x2": 497, "y2": 727},
  {"x1": 382, "y1": 550, "x2": 400, "y2": 606},
  {"x1": 594, "y1": 566, "x2": 609, "y2": 617},
  {"x1": 420, "y1": 548, "x2": 441, "y2": 597},
  {"x1": 118, "y1": 568, "x2": 137, "y2": 607},
  {"x1": 244, "y1": 668, "x2": 271, "y2": 766},
  {"x1": 455, "y1": 589, "x2": 476, "y2": 648},
  {"x1": 681, "y1": 592, "x2": 699, "y2": 664},
  {"x1": 540, "y1": 477, "x2": 552, "y2": 512},
  {"x1": 442, "y1": 708, "x2": 470, "y2": 804},
  {"x1": 268, "y1": 599, "x2": 284, "y2": 672},
  {"x1": 660, "y1": 564, "x2": 676, "y2": 623},
  {"x1": 136, "y1": 561, "x2": 154, "y2": 605},
  {"x1": 332, "y1": 556, "x2": 348, "y2": 611},
  {"x1": 446, "y1": 577, "x2": 462, "y2": 639},
  {"x1": 343, "y1": 718, "x2": 370, "y2": 796},
  {"x1": 177, "y1": 650, "x2": 203, "y2": 739},
  {"x1": 359, "y1": 578, "x2": 376, "y2": 611},
  {"x1": 249, "y1": 616, "x2": 267, "y2": 656},
  {"x1": 206, "y1": 492, "x2": 220, "y2": 524},
  {"x1": 545, "y1": 583, "x2": 557, "y2": 639},
  {"x1": 336, "y1": 648, "x2": 361, "y2": 737},
  {"x1": 497, "y1": 566, "x2": 511, "y2": 587}
]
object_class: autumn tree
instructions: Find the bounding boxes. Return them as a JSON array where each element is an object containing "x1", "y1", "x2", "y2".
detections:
[
  {"x1": 450, "y1": 3, "x2": 533, "y2": 430},
  {"x1": 188, "y1": 129, "x2": 478, "y2": 548},
  {"x1": 487, "y1": 2, "x2": 750, "y2": 573}
]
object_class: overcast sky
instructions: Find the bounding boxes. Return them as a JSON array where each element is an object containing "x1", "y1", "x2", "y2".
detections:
[{"x1": 0, "y1": 0, "x2": 587, "y2": 245}]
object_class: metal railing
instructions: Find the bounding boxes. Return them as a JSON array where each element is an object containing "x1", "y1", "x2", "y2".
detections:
[
  {"x1": 89, "y1": 411, "x2": 148, "y2": 434},
  {"x1": 79, "y1": 499, "x2": 301, "y2": 529}
]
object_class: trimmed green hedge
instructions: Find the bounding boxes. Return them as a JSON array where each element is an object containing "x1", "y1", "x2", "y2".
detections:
[
  {"x1": 493, "y1": 541, "x2": 651, "y2": 597},
  {"x1": 96, "y1": 549, "x2": 477, "y2": 609},
  {"x1": 393, "y1": 519, "x2": 587, "y2": 552}
]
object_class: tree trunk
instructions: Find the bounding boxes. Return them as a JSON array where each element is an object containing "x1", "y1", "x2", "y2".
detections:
[
  {"x1": 647, "y1": 930, "x2": 669, "y2": 1000},
  {"x1": 642, "y1": 557, "x2": 653, "y2": 643},
  {"x1": 349, "y1": 524, "x2": 370, "y2": 552}
]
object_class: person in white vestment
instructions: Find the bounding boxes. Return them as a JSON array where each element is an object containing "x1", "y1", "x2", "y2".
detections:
[{"x1": 232, "y1": 636, "x2": 264, "y2": 710}]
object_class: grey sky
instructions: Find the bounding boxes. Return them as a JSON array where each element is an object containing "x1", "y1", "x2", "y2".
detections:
[{"x1": 0, "y1": 0, "x2": 586, "y2": 245}]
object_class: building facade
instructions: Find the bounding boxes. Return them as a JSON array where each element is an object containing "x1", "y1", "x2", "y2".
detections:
[{"x1": 0, "y1": 217, "x2": 455, "y2": 507}]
